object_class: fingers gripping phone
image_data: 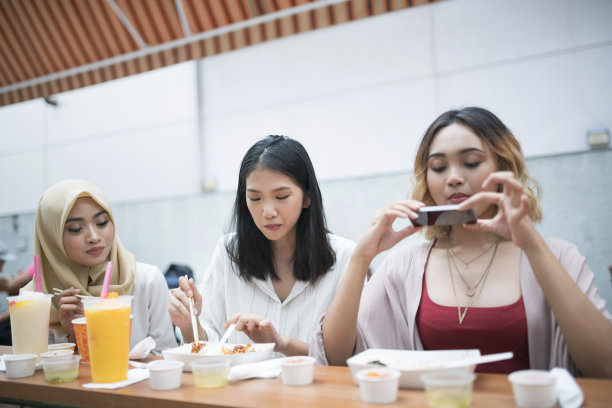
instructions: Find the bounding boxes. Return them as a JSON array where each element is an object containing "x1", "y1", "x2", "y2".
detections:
[{"x1": 410, "y1": 204, "x2": 477, "y2": 226}]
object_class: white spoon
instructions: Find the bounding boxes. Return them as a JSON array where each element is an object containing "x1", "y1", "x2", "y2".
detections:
[
  {"x1": 219, "y1": 323, "x2": 236, "y2": 345},
  {"x1": 442, "y1": 351, "x2": 514, "y2": 369}
]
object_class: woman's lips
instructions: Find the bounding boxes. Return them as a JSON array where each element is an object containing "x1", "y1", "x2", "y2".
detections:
[
  {"x1": 265, "y1": 224, "x2": 281, "y2": 231},
  {"x1": 449, "y1": 193, "x2": 469, "y2": 204},
  {"x1": 86, "y1": 246, "x2": 105, "y2": 256}
]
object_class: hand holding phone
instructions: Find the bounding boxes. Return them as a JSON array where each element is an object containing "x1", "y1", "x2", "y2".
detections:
[{"x1": 410, "y1": 205, "x2": 476, "y2": 226}]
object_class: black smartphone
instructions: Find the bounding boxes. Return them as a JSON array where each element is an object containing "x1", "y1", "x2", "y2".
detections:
[{"x1": 410, "y1": 204, "x2": 476, "y2": 226}]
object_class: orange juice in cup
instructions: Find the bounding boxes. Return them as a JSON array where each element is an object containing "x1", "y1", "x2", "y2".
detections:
[
  {"x1": 72, "y1": 314, "x2": 133, "y2": 364},
  {"x1": 82, "y1": 295, "x2": 133, "y2": 383}
]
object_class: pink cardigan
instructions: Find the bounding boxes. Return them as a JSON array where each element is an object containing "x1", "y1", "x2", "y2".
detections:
[{"x1": 310, "y1": 238, "x2": 612, "y2": 375}]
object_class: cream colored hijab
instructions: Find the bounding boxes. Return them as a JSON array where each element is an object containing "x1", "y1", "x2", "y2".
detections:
[{"x1": 27, "y1": 180, "x2": 135, "y2": 325}]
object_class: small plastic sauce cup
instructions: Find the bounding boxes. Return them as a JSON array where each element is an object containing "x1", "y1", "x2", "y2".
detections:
[
  {"x1": 41, "y1": 349, "x2": 74, "y2": 364},
  {"x1": 280, "y1": 356, "x2": 315, "y2": 386},
  {"x1": 355, "y1": 367, "x2": 401, "y2": 404},
  {"x1": 191, "y1": 358, "x2": 230, "y2": 388},
  {"x1": 48, "y1": 343, "x2": 76, "y2": 352},
  {"x1": 42, "y1": 354, "x2": 81, "y2": 383},
  {"x1": 147, "y1": 360, "x2": 184, "y2": 390},
  {"x1": 421, "y1": 370, "x2": 476, "y2": 408},
  {"x1": 508, "y1": 369, "x2": 557, "y2": 408},
  {"x1": 3, "y1": 353, "x2": 38, "y2": 379}
]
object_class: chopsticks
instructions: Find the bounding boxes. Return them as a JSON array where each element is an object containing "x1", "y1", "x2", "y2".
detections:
[
  {"x1": 185, "y1": 275, "x2": 200, "y2": 345},
  {"x1": 52, "y1": 288, "x2": 92, "y2": 299}
]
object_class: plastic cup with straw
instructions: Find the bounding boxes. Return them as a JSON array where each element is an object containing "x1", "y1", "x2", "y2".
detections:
[
  {"x1": 7, "y1": 254, "x2": 52, "y2": 360},
  {"x1": 83, "y1": 260, "x2": 134, "y2": 383}
]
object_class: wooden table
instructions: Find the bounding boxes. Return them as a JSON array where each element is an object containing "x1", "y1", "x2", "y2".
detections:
[{"x1": 1, "y1": 346, "x2": 611, "y2": 408}]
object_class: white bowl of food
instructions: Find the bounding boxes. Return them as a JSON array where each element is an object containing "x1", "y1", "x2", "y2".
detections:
[
  {"x1": 347, "y1": 349, "x2": 481, "y2": 389},
  {"x1": 280, "y1": 356, "x2": 315, "y2": 386},
  {"x1": 162, "y1": 341, "x2": 275, "y2": 371},
  {"x1": 355, "y1": 367, "x2": 401, "y2": 404}
]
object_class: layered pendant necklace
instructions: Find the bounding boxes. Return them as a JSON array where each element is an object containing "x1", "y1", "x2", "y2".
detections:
[
  {"x1": 448, "y1": 238, "x2": 498, "y2": 297},
  {"x1": 446, "y1": 239, "x2": 499, "y2": 324}
]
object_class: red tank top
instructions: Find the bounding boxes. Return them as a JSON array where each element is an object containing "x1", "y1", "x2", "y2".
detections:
[{"x1": 416, "y1": 277, "x2": 529, "y2": 374}]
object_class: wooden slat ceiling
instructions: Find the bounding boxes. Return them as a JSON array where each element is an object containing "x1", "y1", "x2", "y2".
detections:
[{"x1": 0, "y1": 0, "x2": 439, "y2": 107}]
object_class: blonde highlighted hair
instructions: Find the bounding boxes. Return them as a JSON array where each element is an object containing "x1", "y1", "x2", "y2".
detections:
[{"x1": 412, "y1": 107, "x2": 542, "y2": 240}]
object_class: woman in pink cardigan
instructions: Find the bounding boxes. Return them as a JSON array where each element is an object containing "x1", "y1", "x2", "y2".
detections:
[{"x1": 313, "y1": 107, "x2": 612, "y2": 377}]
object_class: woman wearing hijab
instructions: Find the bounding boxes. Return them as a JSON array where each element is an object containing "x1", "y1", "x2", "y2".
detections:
[{"x1": 24, "y1": 179, "x2": 176, "y2": 352}]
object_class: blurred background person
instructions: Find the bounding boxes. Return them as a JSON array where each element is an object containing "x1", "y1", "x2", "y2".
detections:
[{"x1": 0, "y1": 242, "x2": 33, "y2": 345}]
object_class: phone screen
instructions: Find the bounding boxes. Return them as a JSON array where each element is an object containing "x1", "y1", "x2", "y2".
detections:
[{"x1": 411, "y1": 205, "x2": 476, "y2": 226}]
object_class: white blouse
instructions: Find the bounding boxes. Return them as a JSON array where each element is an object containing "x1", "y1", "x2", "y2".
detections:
[{"x1": 197, "y1": 234, "x2": 355, "y2": 351}]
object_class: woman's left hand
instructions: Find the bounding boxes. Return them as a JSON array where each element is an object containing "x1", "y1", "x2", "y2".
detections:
[
  {"x1": 458, "y1": 171, "x2": 534, "y2": 248},
  {"x1": 225, "y1": 312, "x2": 286, "y2": 352}
]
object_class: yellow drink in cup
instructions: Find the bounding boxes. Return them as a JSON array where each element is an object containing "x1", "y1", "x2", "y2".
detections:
[
  {"x1": 8, "y1": 292, "x2": 53, "y2": 361},
  {"x1": 83, "y1": 295, "x2": 133, "y2": 383}
]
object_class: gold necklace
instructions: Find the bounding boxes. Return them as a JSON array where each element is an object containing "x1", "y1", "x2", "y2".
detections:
[
  {"x1": 446, "y1": 241, "x2": 498, "y2": 324},
  {"x1": 448, "y1": 238, "x2": 497, "y2": 271},
  {"x1": 448, "y1": 239, "x2": 499, "y2": 297}
]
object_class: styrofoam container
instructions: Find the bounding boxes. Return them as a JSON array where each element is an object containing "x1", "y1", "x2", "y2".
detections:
[
  {"x1": 347, "y1": 349, "x2": 480, "y2": 389},
  {"x1": 41, "y1": 349, "x2": 74, "y2": 364},
  {"x1": 147, "y1": 360, "x2": 184, "y2": 390},
  {"x1": 280, "y1": 356, "x2": 315, "y2": 386},
  {"x1": 508, "y1": 370, "x2": 557, "y2": 408},
  {"x1": 3, "y1": 353, "x2": 38, "y2": 378},
  {"x1": 355, "y1": 368, "x2": 401, "y2": 404}
]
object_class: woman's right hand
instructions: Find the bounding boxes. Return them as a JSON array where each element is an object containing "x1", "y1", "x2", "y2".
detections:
[
  {"x1": 57, "y1": 287, "x2": 84, "y2": 341},
  {"x1": 355, "y1": 200, "x2": 425, "y2": 262},
  {"x1": 168, "y1": 276, "x2": 202, "y2": 334}
]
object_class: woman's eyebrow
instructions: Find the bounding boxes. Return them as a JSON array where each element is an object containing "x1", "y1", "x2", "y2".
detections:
[
  {"x1": 428, "y1": 147, "x2": 485, "y2": 160},
  {"x1": 247, "y1": 186, "x2": 291, "y2": 193},
  {"x1": 459, "y1": 147, "x2": 485, "y2": 154},
  {"x1": 65, "y1": 210, "x2": 108, "y2": 224}
]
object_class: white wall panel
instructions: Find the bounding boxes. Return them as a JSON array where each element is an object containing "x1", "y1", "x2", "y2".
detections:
[
  {"x1": 437, "y1": 46, "x2": 612, "y2": 156},
  {"x1": 202, "y1": 80, "x2": 437, "y2": 191},
  {"x1": 566, "y1": 0, "x2": 612, "y2": 46},
  {"x1": 0, "y1": 151, "x2": 45, "y2": 214},
  {"x1": 0, "y1": 99, "x2": 45, "y2": 152},
  {"x1": 289, "y1": 80, "x2": 437, "y2": 181},
  {"x1": 201, "y1": 106, "x2": 293, "y2": 191},
  {"x1": 201, "y1": 6, "x2": 432, "y2": 117},
  {"x1": 434, "y1": 0, "x2": 573, "y2": 72},
  {"x1": 45, "y1": 62, "x2": 197, "y2": 143},
  {"x1": 46, "y1": 121, "x2": 200, "y2": 203}
]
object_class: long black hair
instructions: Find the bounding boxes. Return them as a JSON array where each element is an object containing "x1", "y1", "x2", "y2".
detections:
[{"x1": 226, "y1": 135, "x2": 336, "y2": 283}]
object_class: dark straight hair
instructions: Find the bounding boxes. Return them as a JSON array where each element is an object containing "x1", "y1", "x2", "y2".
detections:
[{"x1": 226, "y1": 135, "x2": 336, "y2": 283}]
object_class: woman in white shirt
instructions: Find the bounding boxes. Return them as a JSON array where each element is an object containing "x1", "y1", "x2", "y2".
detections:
[{"x1": 169, "y1": 135, "x2": 355, "y2": 356}]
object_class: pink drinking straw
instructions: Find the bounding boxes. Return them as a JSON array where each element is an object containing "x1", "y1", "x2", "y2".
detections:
[
  {"x1": 33, "y1": 255, "x2": 42, "y2": 292},
  {"x1": 100, "y1": 261, "x2": 113, "y2": 299}
]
